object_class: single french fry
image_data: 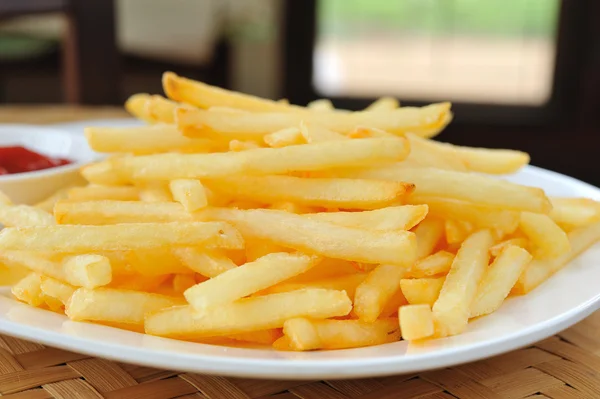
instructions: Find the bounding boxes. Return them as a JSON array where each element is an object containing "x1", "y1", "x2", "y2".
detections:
[
  {"x1": 400, "y1": 277, "x2": 445, "y2": 306},
  {"x1": 54, "y1": 200, "x2": 193, "y2": 225},
  {"x1": 80, "y1": 161, "x2": 129, "y2": 186},
  {"x1": 62, "y1": 255, "x2": 112, "y2": 288},
  {"x1": 0, "y1": 203, "x2": 55, "y2": 227},
  {"x1": 413, "y1": 217, "x2": 445, "y2": 259},
  {"x1": 43, "y1": 294, "x2": 65, "y2": 312},
  {"x1": 146, "y1": 95, "x2": 190, "y2": 124},
  {"x1": 173, "y1": 274, "x2": 197, "y2": 294},
  {"x1": 407, "y1": 250, "x2": 454, "y2": 278},
  {"x1": 409, "y1": 196, "x2": 520, "y2": 233},
  {"x1": 549, "y1": 197, "x2": 600, "y2": 227},
  {"x1": 128, "y1": 248, "x2": 191, "y2": 276},
  {"x1": 85, "y1": 125, "x2": 215, "y2": 154},
  {"x1": 354, "y1": 264, "x2": 407, "y2": 322},
  {"x1": 263, "y1": 272, "x2": 368, "y2": 298},
  {"x1": 520, "y1": 212, "x2": 570, "y2": 259},
  {"x1": 283, "y1": 318, "x2": 399, "y2": 351},
  {"x1": 470, "y1": 245, "x2": 532, "y2": 318},
  {"x1": 66, "y1": 288, "x2": 183, "y2": 325},
  {"x1": 164, "y1": 71, "x2": 302, "y2": 112},
  {"x1": 40, "y1": 277, "x2": 76, "y2": 305},
  {"x1": 68, "y1": 185, "x2": 139, "y2": 201},
  {"x1": 137, "y1": 181, "x2": 173, "y2": 202},
  {"x1": 205, "y1": 175, "x2": 414, "y2": 210},
  {"x1": 514, "y1": 221, "x2": 600, "y2": 294},
  {"x1": 113, "y1": 138, "x2": 410, "y2": 181},
  {"x1": 300, "y1": 121, "x2": 349, "y2": 143},
  {"x1": 307, "y1": 99, "x2": 335, "y2": 111},
  {"x1": 432, "y1": 230, "x2": 494, "y2": 337},
  {"x1": 405, "y1": 133, "x2": 468, "y2": 171},
  {"x1": 0, "y1": 251, "x2": 111, "y2": 288},
  {"x1": 406, "y1": 134, "x2": 529, "y2": 174},
  {"x1": 177, "y1": 102, "x2": 451, "y2": 138},
  {"x1": 364, "y1": 97, "x2": 399, "y2": 111},
  {"x1": 229, "y1": 140, "x2": 262, "y2": 152},
  {"x1": 400, "y1": 304, "x2": 434, "y2": 341},
  {"x1": 263, "y1": 127, "x2": 304, "y2": 148},
  {"x1": 169, "y1": 179, "x2": 208, "y2": 212},
  {"x1": 145, "y1": 289, "x2": 352, "y2": 338},
  {"x1": 124, "y1": 93, "x2": 153, "y2": 122},
  {"x1": 203, "y1": 208, "x2": 417, "y2": 266},
  {"x1": 185, "y1": 253, "x2": 319, "y2": 311},
  {"x1": 0, "y1": 222, "x2": 243, "y2": 252},
  {"x1": 307, "y1": 205, "x2": 427, "y2": 231},
  {"x1": 490, "y1": 237, "x2": 529, "y2": 257},
  {"x1": 12, "y1": 273, "x2": 44, "y2": 306},
  {"x1": 445, "y1": 220, "x2": 474, "y2": 245},
  {"x1": 379, "y1": 289, "x2": 409, "y2": 318},
  {"x1": 173, "y1": 248, "x2": 237, "y2": 278},
  {"x1": 339, "y1": 166, "x2": 551, "y2": 213},
  {"x1": 269, "y1": 201, "x2": 312, "y2": 214}
]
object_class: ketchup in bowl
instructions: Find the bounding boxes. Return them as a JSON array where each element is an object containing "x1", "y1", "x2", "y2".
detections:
[{"x1": 0, "y1": 146, "x2": 71, "y2": 175}]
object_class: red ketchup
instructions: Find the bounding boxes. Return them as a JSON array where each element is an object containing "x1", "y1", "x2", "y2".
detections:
[{"x1": 0, "y1": 146, "x2": 71, "y2": 175}]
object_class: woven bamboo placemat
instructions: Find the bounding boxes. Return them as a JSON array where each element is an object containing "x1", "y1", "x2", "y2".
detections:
[{"x1": 0, "y1": 310, "x2": 598, "y2": 399}]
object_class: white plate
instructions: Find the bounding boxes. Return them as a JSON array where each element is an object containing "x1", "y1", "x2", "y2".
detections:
[{"x1": 1, "y1": 158, "x2": 599, "y2": 379}]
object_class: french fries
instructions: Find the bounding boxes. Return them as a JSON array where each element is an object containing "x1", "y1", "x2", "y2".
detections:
[
  {"x1": 0, "y1": 251, "x2": 111, "y2": 288},
  {"x1": 169, "y1": 179, "x2": 208, "y2": 211},
  {"x1": 283, "y1": 318, "x2": 399, "y2": 351},
  {"x1": 432, "y1": 230, "x2": 494, "y2": 337},
  {"x1": 400, "y1": 277, "x2": 445, "y2": 306},
  {"x1": 145, "y1": 289, "x2": 352, "y2": 338},
  {"x1": 205, "y1": 175, "x2": 414, "y2": 209},
  {"x1": 306, "y1": 205, "x2": 427, "y2": 231},
  {"x1": 470, "y1": 246, "x2": 532, "y2": 317},
  {"x1": 66, "y1": 288, "x2": 183, "y2": 325},
  {"x1": 2, "y1": 72, "x2": 598, "y2": 353},
  {"x1": 0, "y1": 203, "x2": 55, "y2": 227},
  {"x1": 177, "y1": 103, "x2": 452, "y2": 138},
  {"x1": 0, "y1": 222, "x2": 243, "y2": 252},
  {"x1": 114, "y1": 138, "x2": 410, "y2": 181},
  {"x1": 400, "y1": 304, "x2": 434, "y2": 341},
  {"x1": 514, "y1": 221, "x2": 600, "y2": 294},
  {"x1": 354, "y1": 265, "x2": 407, "y2": 322},
  {"x1": 68, "y1": 185, "x2": 139, "y2": 201},
  {"x1": 337, "y1": 166, "x2": 551, "y2": 213},
  {"x1": 204, "y1": 208, "x2": 417, "y2": 266},
  {"x1": 549, "y1": 197, "x2": 600, "y2": 227},
  {"x1": 185, "y1": 253, "x2": 319, "y2": 312},
  {"x1": 85, "y1": 125, "x2": 215, "y2": 154},
  {"x1": 54, "y1": 200, "x2": 193, "y2": 225},
  {"x1": 519, "y1": 212, "x2": 570, "y2": 259},
  {"x1": 407, "y1": 251, "x2": 454, "y2": 278}
]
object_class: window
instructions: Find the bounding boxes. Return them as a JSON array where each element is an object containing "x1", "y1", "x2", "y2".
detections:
[{"x1": 314, "y1": 0, "x2": 560, "y2": 106}]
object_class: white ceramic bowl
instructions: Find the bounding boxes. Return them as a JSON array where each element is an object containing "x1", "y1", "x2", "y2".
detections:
[{"x1": 0, "y1": 125, "x2": 100, "y2": 204}]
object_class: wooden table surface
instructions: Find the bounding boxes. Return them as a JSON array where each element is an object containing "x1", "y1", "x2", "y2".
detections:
[{"x1": 1, "y1": 105, "x2": 599, "y2": 399}]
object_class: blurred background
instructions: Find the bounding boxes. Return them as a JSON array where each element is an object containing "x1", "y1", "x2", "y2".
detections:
[{"x1": 0, "y1": 0, "x2": 598, "y2": 184}]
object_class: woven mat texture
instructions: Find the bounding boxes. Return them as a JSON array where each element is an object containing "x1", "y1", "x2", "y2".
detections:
[{"x1": 0, "y1": 311, "x2": 599, "y2": 399}]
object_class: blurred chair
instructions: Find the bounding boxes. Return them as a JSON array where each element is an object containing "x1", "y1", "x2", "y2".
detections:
[
  {"x1": 0, "y1": 0, "x2": 119, "y2": 104},
  {"x1": 0, "y1": 0, "x2": 233, "y2": 105}
]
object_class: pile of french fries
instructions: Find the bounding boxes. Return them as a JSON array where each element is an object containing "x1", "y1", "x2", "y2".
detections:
[{"x1": 1, "y1": 72, "x2": 600, "y2": 351}]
